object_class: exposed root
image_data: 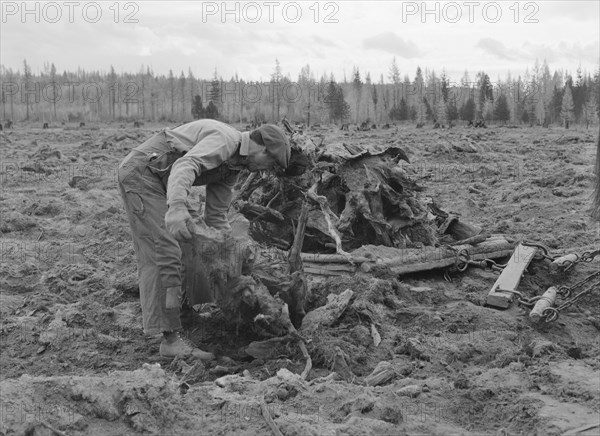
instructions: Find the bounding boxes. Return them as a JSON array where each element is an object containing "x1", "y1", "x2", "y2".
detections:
[{"x1": 260, "y1": 398, "x2": 284, "y2": 436}]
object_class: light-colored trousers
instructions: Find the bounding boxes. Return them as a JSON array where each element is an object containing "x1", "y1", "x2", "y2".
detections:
[{"x1": 117, "y1": 133, "x2": 237, "y2": 335}]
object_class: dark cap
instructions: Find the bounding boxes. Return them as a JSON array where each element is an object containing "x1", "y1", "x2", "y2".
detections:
[{"x1": 257, "y1": 124, "x2": 290, "y2": 169}]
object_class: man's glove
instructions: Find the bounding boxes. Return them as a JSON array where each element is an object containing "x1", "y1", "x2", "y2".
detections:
[
  {"x1": 165, "y1": 202, "x2": 197, "y2": 240},
  {"x1": 165, "y1": 202, "x2": 225, "y2": 242}
]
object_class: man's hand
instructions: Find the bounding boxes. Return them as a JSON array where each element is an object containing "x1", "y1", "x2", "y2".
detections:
[{"x1": 165, "y1": 203, "x2": 196, "y2": 240}]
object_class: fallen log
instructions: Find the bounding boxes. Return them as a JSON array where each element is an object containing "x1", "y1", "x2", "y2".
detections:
[
  {"x1": 385, "y1": 238, "x2": 514, "y2": 275},
  {"x1": 300, "y1": 236, "x2": 515, "y2": 276},
  {"x1": 303, "y1": 267, "x2": 348, "y2": 276},
  {"x1": 303, "y1": 262, "x2": 357, "y2": 272},
  {"x1": 300, "y1": 253, "x2": 373, "y2": 264}
]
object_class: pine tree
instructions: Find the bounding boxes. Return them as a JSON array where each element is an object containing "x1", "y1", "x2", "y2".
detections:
[
  {"x1": 476, "y1": 72, "x2": 493, "y2": 120},
  {"x1": 352, "y1": 67, "x2": 363, "y2": 123},
  {"x1": 494, "y1": 94, "x2": 510, "y2": 124},
  {"x1": 561, "y1": 83, "x2": 574, "y2": 128},
  {"x1": 191, "y1": 95, "x2": 204, "y2": 119},
  {"x1": 365, "y1": 73, "x2": 372, "y2": 121},
  {"x1": 414, "y1": 67, "x2": 425, "y2": 123},
  {"x1": 168, "y1": 69, "x2": 175, "y2": 119},
  {"x1": 398, "y1": 97, "x2": 409, "y2": 120},
  {"x1": 188, "y1": 69, "x2": 196, "y2": 119},
  {"x1": 326, "y1": 80, "x2": 350, "y2": 123},
  {"x1": 23, "y1": 59, "x2": 32, "y2": 120},
  {"x1": 298, "y1": 64, "x2": 314, "y2": 126},
  {"x1": 550, "y1": 85, "x2": 563, "y2": 124},
  {"x1": 435, "y1": 98, "x2": 447, "y2": 125},
  {"x1": 459, "y1": 97, "x2": 475, "y2": 121},
  {"x1": 371, "y1": 80, "x2": 378, "y2": 123},
  {"x1": 447, "y1": 97, "x2": 459, "y2": 123},
  {"x1": 108, "y1": 66, "x2": 118, "y2": 120},
  {"x1": 49, "y1": 63, "x2": 57, "y2": 120},
  {"x1": 179, "y1": 71, "x2": 186, "y2": 119},
  {"x1": 205, "y1": 100, "x2": 219, "y2": 120},
  {"x1": 440, "y1": 70, "x2": 449, "y2": 103},
  {"x1": 389, "y1": 57, "x2": 401, "y2": 108},
  {"x1": 210, "y1": 69, "x2": 221, "y2": 111},
  {"x1": 270, "y1": 60, "x2": 282, "y2": 121}
]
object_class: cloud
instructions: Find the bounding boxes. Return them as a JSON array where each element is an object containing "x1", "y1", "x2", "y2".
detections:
[
  {"x1": 312, "y1": 35, "x2": 337, "y2": 48},
  {"x1": 542, "y1": 2, "x2": 599, "y2": 22},
  {"x1": 557, "y1": 41, "x2": 600, "y2": 62},
  {"x1": 475, "y1": 38, "x2": 515, "y2": 60},
  {"x1": 362, "y1": 32, "x2": 420, "y2": 58}
]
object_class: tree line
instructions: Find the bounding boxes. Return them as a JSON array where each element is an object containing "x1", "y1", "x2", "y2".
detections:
[{"x1": 1, "y1": 58, "x2": 598, "y2": 128}]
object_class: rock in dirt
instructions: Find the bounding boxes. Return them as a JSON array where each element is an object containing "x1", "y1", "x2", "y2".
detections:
[
  {"x1": 364, "y1": 361, "x2": 396, "y2": 386},
  {"x1": 23, "y1": 201, "x2": 62, "y2": 216},
  {"x1": 261, "y1": 368, "x2": 309, "y2": 402},
  {"x1": 397, "y1": 337, "x2": 431, "y2": 361},
  {"x1": 68, "y1": 175, "x2": 102, "y2": 190},
  {"x1": 397, "y1": 384, "x2": 422, "y2": 398},
  {"x1": 214, "y1": 374, "x2": 255, "y2": 392},
  {"x1": 301, "y1": 289, "x2": 353, "y2": 333},
  {"x1": 38, "y1": 312, "x2": 68, "y2": 345},
  {"x1": 0, "y1": 211, "x2": 37, "y2": 233},
  {"x1": 531, "y1": 339, "x2": 556, "y2": 357},
  {"x1": 350, "y1": 325, "x2": 372, "y2": 347},
  {"x1": 370, "y1": 323, "x2": 382, "y2": 346},
  {"x1": 29, "y1": 145, "x2": 62, "y2": 160},
  {"x1": 453, "y1": 375, "x2": 470, "y2": 389}
]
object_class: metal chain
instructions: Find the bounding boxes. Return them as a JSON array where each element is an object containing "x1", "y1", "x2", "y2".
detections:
[
  {"x1": 521, "y1": 240, "x2": 557, "y2": 262},
  {"x1": 559, "y1": 249, "x2": 599, "y2": 272},
  {"x1": 443, "y1": 246, "x2": 506, "y2": 281},
  {"x1": 521, "y1": 242, "x2": 599, "y2": 271},
  {"x1": 581, "y1": 249, "x2": 600, "y2": 262},
  {"x1": 542, "y1": 271, "x2": 600, "y2": 322}
]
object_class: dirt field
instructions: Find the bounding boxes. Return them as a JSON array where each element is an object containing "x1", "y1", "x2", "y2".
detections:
[{"x1": 1, "y1": 122, "x2": 599, "y2": 436}]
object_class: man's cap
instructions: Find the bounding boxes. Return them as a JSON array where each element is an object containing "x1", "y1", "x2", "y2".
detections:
[{"x1": 257, "y1": 124, "x2": 290, "y2": 169}]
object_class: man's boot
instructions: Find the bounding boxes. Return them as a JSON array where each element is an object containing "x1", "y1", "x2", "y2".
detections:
[{"x1": 159, "y1": 331, "x2": 214, "y2": 360}]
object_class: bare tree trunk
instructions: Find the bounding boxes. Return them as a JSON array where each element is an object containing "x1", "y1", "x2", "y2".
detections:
[{"x1": 594, "y1": 131, "x2": 600, "y2": 219}]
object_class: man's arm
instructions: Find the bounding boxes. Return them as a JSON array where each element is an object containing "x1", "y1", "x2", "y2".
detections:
[
  {"x1": 166, "y1": 130, "x2": 231, "y2": 207},
  {"x1": 166, "y1": 158, "x2": 200, "y2": 208}
]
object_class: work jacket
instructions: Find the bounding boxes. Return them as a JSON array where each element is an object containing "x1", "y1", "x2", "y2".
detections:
[{"x1": 132, "y1": 119, "x2": 251, "y2": 229}]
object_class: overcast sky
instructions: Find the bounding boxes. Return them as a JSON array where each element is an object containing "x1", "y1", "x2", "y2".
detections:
[{"x1": 1, "y1": 1, "x2": 598, "y2": 83}]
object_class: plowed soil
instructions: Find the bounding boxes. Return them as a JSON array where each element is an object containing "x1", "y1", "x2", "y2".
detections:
[{"x1": 1, "y1": 123, "x2": 598, "y2": 436}]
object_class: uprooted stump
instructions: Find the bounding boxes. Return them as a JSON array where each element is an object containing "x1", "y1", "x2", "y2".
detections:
[
  {"x1": 180, "y1": 214, "x2": 306, "y2": 336},
  {"x1": 234, "y1": 134, "x2": 445, "y2": 252}
]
